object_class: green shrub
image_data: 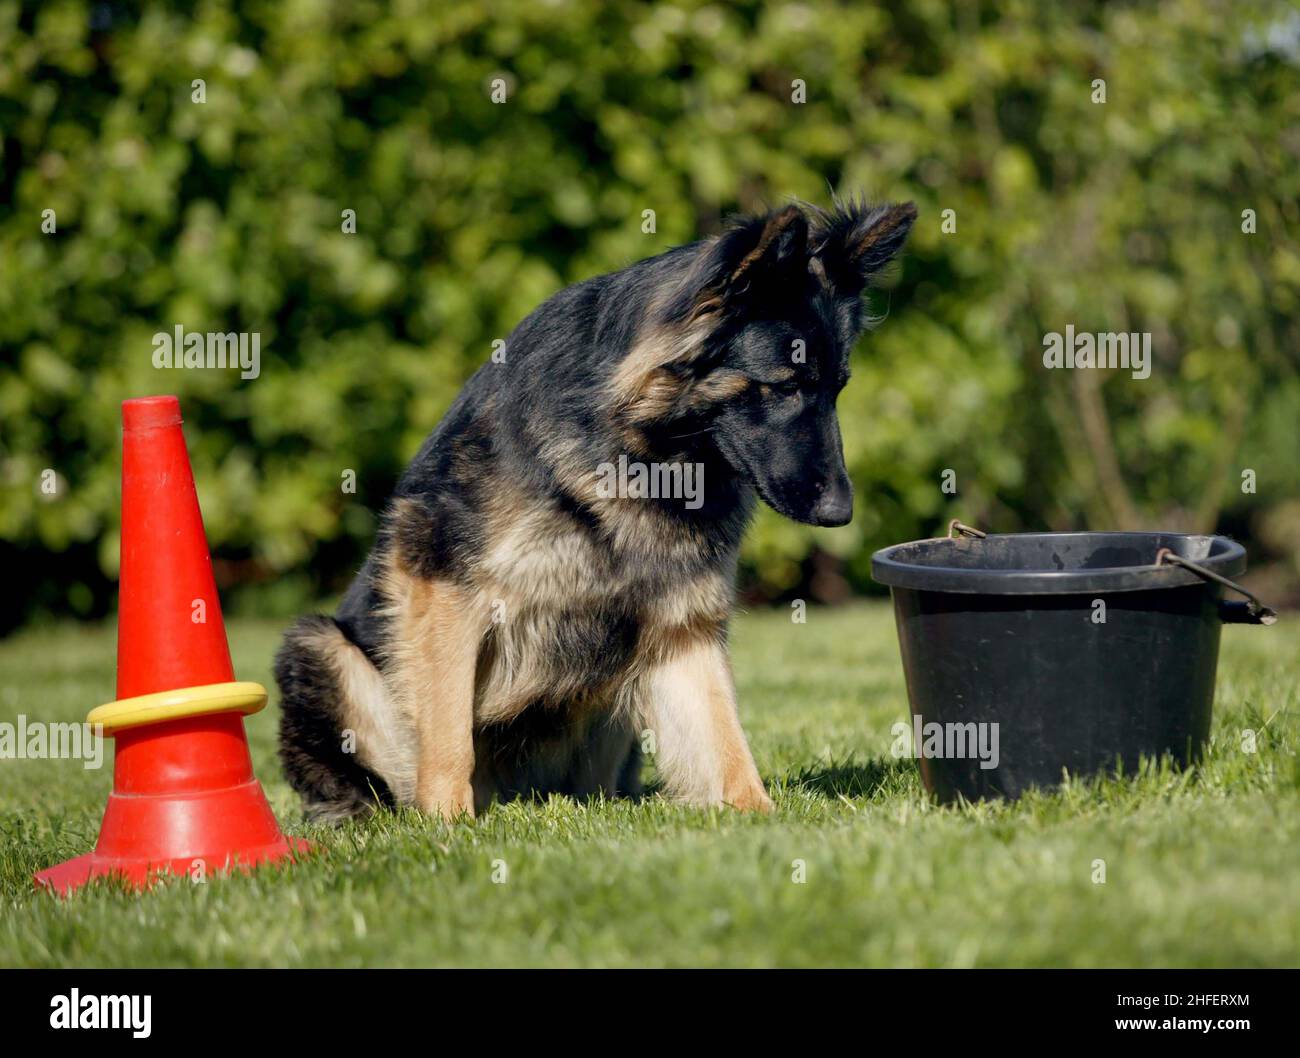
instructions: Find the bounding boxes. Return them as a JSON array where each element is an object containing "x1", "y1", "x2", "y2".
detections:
[{"x1": 1, "y1": 0, "x2": 1297, "y2": 626}]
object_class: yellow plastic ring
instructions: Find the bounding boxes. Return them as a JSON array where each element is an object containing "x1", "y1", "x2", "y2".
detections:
[{"x1": 86, "y1": 681, "x2": 268, "y2": 736}]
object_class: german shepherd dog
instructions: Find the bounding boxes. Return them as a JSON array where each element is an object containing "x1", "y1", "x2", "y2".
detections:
[{"x1": 275, "y1": 197, "x2": 916, "y2": 822}]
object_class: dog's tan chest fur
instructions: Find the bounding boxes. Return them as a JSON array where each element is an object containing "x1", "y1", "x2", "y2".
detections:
[{"x1": 471, "y1": 500, "x2": 733, "y2": 725}]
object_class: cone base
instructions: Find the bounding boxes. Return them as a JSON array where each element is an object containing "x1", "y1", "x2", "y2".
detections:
[{"x1": 34, "y1": 836, "x2": 312, "y2": 895}]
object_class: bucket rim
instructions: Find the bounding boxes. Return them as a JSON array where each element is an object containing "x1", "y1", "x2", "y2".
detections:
[{"x1": 870, "y1": 530, "x2": 1246, "y2": 595}]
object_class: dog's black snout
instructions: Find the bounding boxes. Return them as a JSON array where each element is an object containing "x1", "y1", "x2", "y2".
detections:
[{"x1": 810, "y1": 481, "x2": 854, "y2": 527}]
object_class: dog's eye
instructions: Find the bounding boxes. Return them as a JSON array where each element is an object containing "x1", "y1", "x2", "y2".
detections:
[{"x1": 771, "y1": 380, "x2": 801, "y2": 398}]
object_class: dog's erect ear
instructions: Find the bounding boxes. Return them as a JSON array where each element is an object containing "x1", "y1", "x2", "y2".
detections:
[
  {"x1": 690, "y1": 205, "x2": 810, "y2": 315},
  {"x1": 809, "y1": 199, "x2": 917, "y2": 296}
]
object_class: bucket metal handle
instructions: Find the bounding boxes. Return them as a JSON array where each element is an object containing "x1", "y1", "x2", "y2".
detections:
[
  {"x1": 947, "y1": 519, "x2": 987, "y2": 540},
  {"x1": 1155, "y1": 548, "x2": 1278, "y2": 625}
]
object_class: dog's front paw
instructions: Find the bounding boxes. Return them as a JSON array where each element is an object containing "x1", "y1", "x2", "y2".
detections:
[
  {"x1": 725, "y1": 785, "x2": 774, "y2": 813},
  {"x1": 416, "y1": 781, "x2": 476, "y2": 822}
]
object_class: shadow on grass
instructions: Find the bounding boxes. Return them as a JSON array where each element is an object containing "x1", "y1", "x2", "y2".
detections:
[{"x1": 788, "y1": 756, "x2": 916, "y2": 800}]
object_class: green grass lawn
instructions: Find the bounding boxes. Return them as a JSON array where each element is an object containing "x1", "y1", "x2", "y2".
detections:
[{"x1": 1, "y1": 603, "x2": 1297, "y2": 968}]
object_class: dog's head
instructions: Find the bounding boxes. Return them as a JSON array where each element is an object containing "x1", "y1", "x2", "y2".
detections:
[{"x1": 614, "y1": 198, "x2": 916, "y2": 527}]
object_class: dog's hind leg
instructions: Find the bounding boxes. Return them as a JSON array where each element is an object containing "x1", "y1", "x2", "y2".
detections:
[
  {"x1": 566, "y1": 713, "x2": 641, "y2": 800},
  {"x1": 275, "y1": 615, "x2": 415, "y2": 822},
  {"x1": 615, "y1": 736, "x2": 645, "y2": 799}
]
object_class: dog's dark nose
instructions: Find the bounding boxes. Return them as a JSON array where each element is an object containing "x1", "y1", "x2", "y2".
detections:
[{"x1": 811, "y1": 482, "x2": 853, "y2": 527}]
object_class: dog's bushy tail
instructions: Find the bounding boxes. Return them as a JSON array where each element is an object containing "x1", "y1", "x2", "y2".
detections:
[{"x1": 275, "y1": 615, "x2": 395, "y2": 823}]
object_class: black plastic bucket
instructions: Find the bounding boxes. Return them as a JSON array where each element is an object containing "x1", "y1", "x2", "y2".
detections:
[{"x1": 871, "y1": 527, "x2": 1275, "y2": 803}]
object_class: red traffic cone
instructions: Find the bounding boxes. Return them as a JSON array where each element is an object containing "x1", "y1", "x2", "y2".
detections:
[{"x1": 35, "y1": 396, "x2": 311, "y2": 894}]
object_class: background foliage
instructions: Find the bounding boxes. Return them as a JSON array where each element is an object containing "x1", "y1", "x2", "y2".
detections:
[{"x1": 2, "y1": 0, "x2": 1298, "y2": 629}]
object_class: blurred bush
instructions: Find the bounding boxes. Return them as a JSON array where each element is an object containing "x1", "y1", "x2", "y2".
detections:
[{"x1": 1, "y1": 0, "x2": 1298, "y2": 628}]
